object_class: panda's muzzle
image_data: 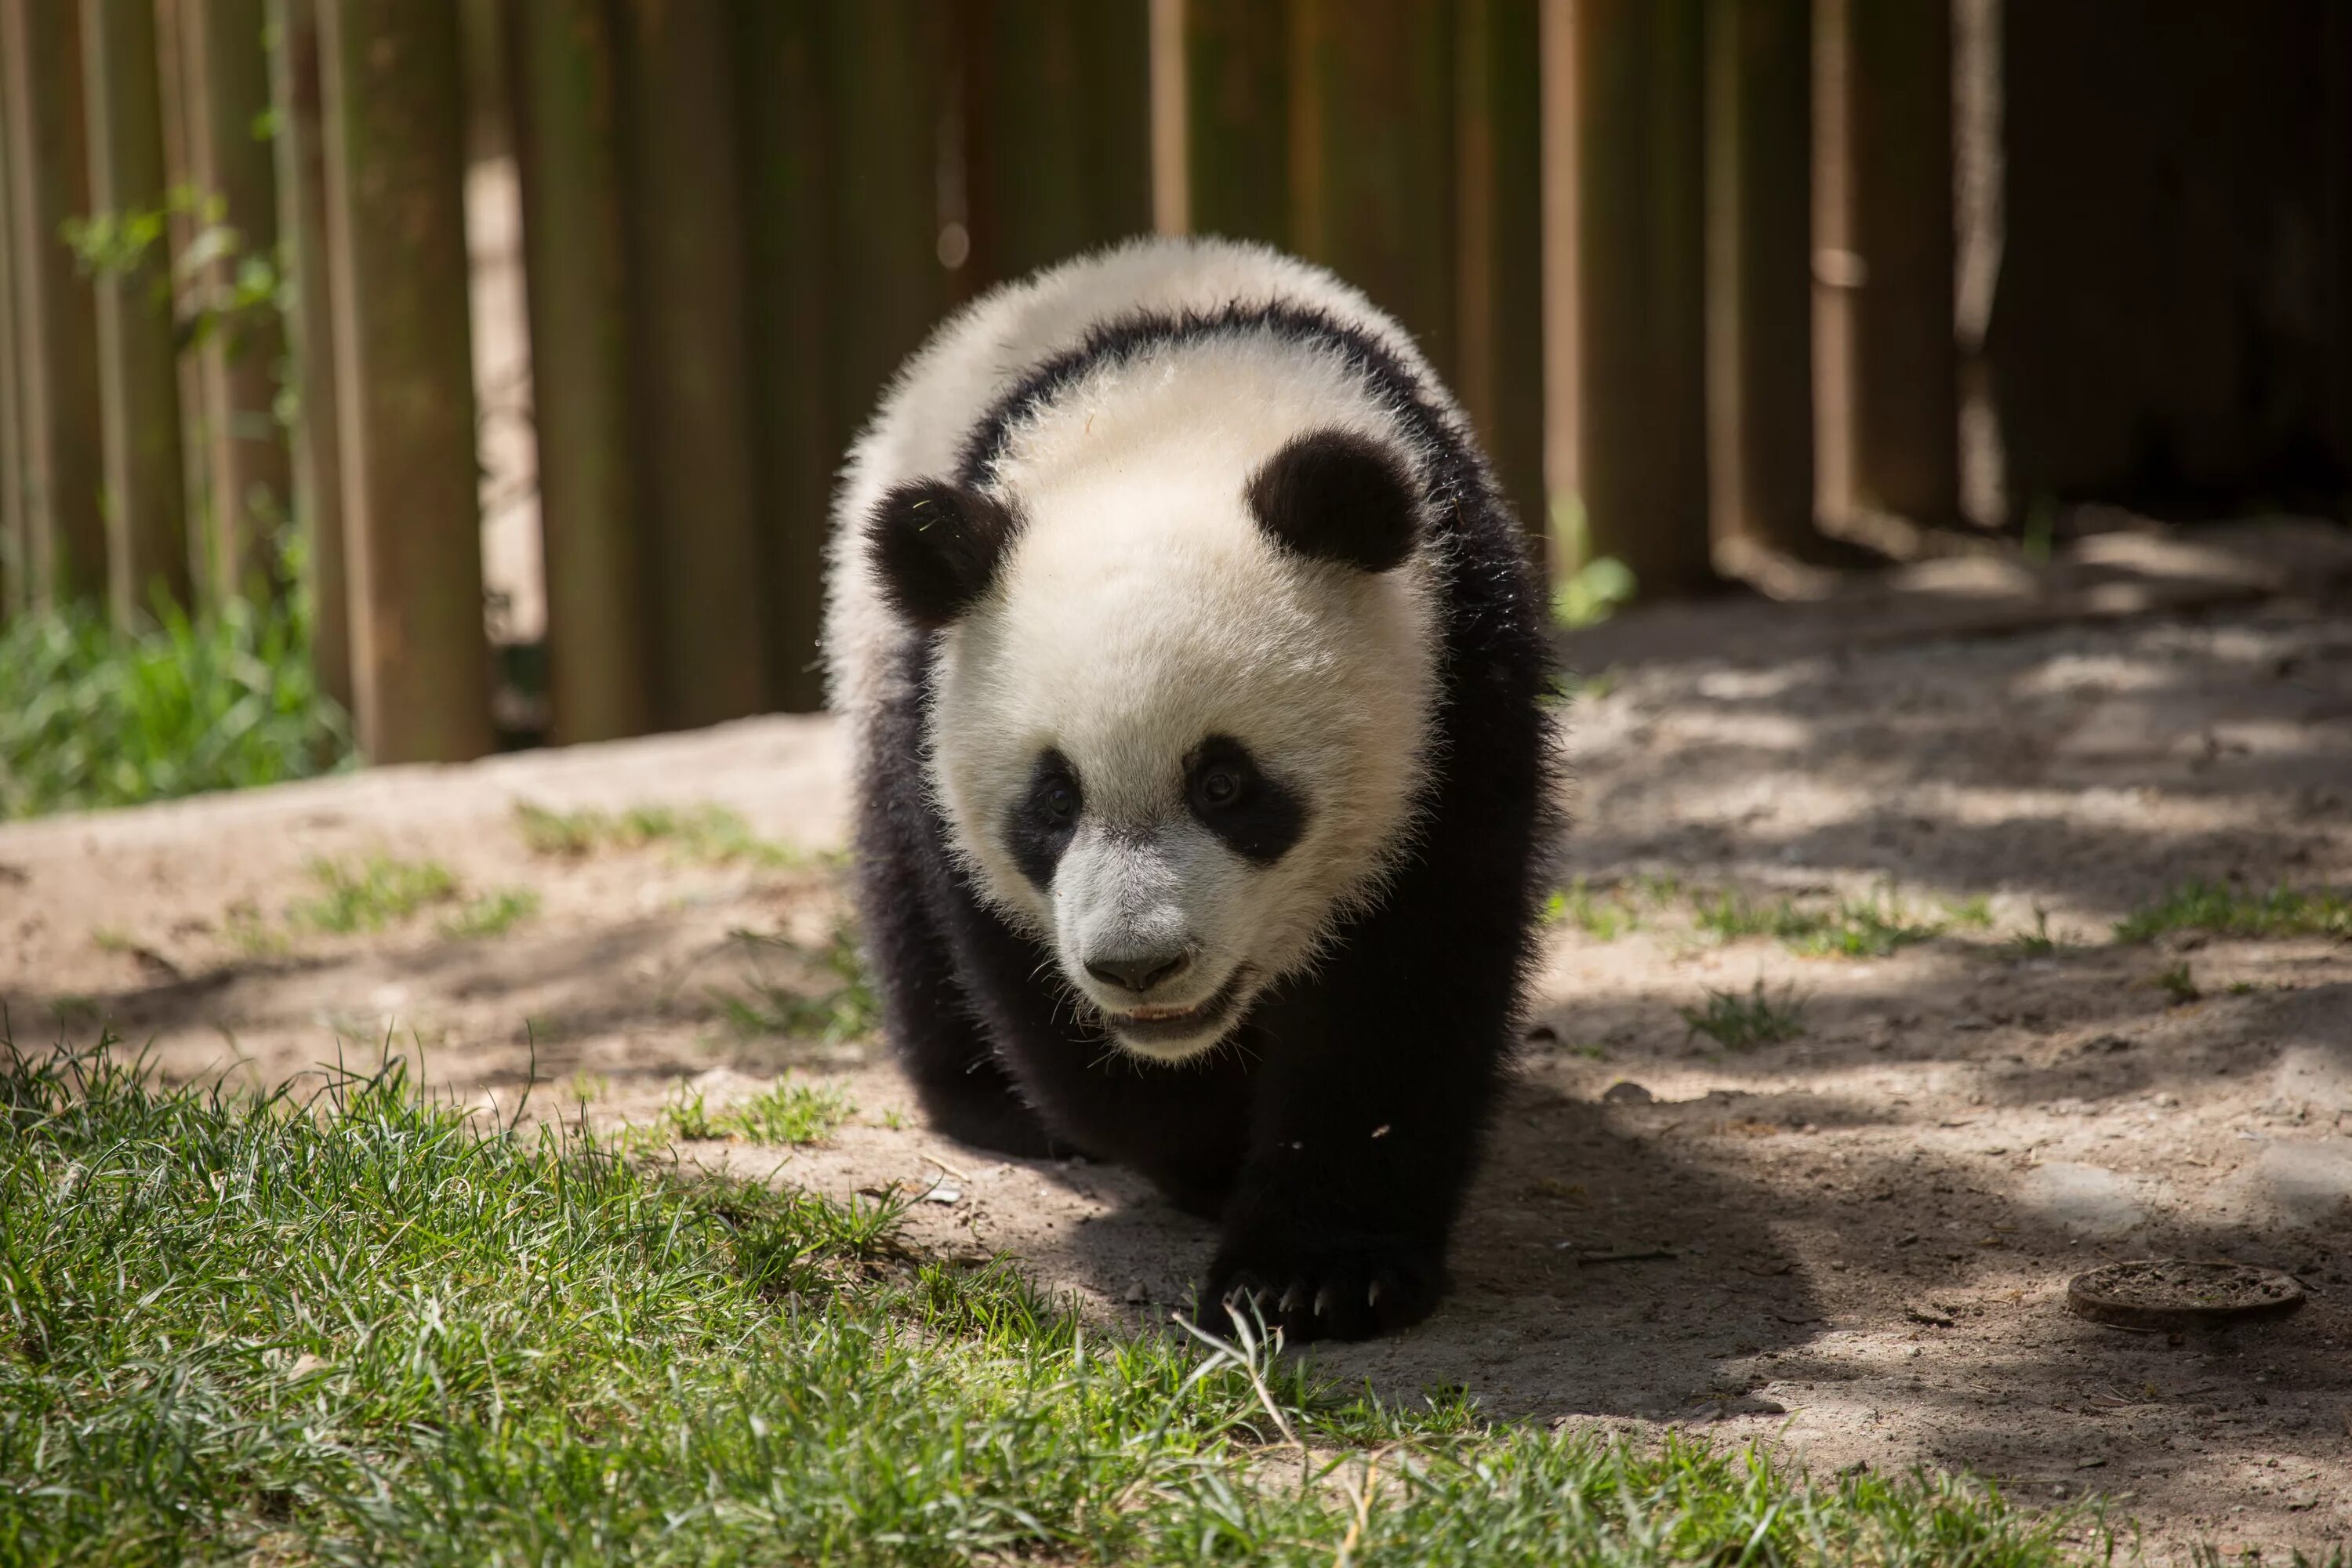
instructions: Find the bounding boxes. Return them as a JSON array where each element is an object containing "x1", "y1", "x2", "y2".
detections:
[
  {"x1": 1084, "y1": 947, "x2": 1193, "y2": 996},
  {"x1": 1102, "y1": 968, "x2": 1247, "y2": 1052}
]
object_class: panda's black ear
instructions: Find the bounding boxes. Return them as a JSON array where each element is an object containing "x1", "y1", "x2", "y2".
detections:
[
  {"x1": 1246, "y1": 429, "x2": 1421, "y2": 574},
  {"x1": 869, "y1": 480, "x2": 1021, "y2": 628}
]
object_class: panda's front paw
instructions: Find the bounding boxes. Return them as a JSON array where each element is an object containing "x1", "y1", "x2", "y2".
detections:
[{"x1": 1197, "y1": 1232, "x2": 1443, "y2": 1344}]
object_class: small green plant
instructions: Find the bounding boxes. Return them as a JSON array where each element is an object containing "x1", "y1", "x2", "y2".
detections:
[
  {"x1": 1679, "y1": 979, "x2": 1807, "y2": 1048},
  {"x1": 566, "y1": 1071, "x2": 609, "y2": 1105},
  {"x1": 514, "y1": 800, "x2": 807, "y2": 869},
  {"x1": 2001, "y1": 904, "x2": 2070, "y2": 958},
  {"x1": 2154, "y1": 963, "x2": 2201, "y2": 1005},
  {"x1": 714, "y1": 924, "x2": 880, "y2": 1044},
  {"x1": 437, "y1": 887, "x2": 541, "y2": 940},
  {"x1": 2114, "y1": 880, "x2": 2352, "y2": 943},
  {"x1": 65, "y1": 183, "x2": 287, "y2": 359},
  {"x1": 1691, "y1": 886, "x2": 1941, "y2": 959},
  {"x1": 513, "y1": 801, "x2": 601, "y2": 856},
  {"x1": 89, "y1": 927, "x2": 135, "y2": 955},
  {"x1": 653, "y1": 1077, "x2": 852, "y2": 1147},
  {"x1": 288, "y1": 855, "x2": 459, "y2": 935},
  {"x1": 0, "y1": 578, "x2": 352, "y2": 821},
  {"x1": 1543, "y1": 877, "x2": 1638, "y2": 940},
  {"x1": 1941, "y1": 895, "x2": 1994, "y2": 929},
  {"x1": 1552, "y1": 556, "x2": 1638, "y2": 629}
]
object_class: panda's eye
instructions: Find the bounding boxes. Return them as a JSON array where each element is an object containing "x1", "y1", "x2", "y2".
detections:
[
  {"x1": 1195, "y1": 764, "x2": 1243, "y2": 810},
  {"x1": 1044, "y1": 779, "x2": 1078, "y2": 820}
]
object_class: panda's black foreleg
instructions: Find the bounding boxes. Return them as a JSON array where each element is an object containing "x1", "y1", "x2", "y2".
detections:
[
  {"x1": 1199, "y1": 814, "x2": 1537, "y2": 1343},
  {"x1": 855, "y1": 776, "x2": 1066, "y2": 1161}
]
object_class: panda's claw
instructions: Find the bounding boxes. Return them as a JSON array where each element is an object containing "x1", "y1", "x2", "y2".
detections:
[{"x1": 1199, "y1": 1233, "x2": 1442, "y2": 1343}]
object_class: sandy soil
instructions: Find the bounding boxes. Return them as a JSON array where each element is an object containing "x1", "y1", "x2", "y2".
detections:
[{"x1": 5, "y1": 518, "x2": 2349, "y2": 1558}]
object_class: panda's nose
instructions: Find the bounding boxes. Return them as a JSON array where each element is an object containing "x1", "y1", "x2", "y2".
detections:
[{"x1": 1086, "y1": 948, "x2": 1193, "y2": 996}]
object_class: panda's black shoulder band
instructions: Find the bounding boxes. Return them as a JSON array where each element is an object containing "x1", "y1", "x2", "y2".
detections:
[
  {"x1": 869, "y1": 480, "x2": 1022, "y2": 628},
  {"x1": 1247, "y1": 429, "x2": 1421, "y2": 574}
]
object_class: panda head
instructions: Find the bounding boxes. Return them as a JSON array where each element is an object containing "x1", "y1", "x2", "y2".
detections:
[{"x1": 868, "y1": 426, "x2": 1441, "y2": 1062}]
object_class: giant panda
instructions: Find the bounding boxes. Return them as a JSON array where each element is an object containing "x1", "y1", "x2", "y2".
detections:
[{"x1": 824, "y1": 235, "x2": 1556, "y2": 1342}]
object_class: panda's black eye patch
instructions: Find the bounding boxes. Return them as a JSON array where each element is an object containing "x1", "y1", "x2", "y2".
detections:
[
  {"x1": 1007, "y1": 750, "x2": 1083, "y2": 888},
  {"x1": 1185, "y1": 736, "x2": 1305, "y2": 865}
]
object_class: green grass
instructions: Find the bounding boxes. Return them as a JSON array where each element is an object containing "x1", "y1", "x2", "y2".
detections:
[
  {"x1": 1679, "y1": 980, "x2": 1809, "y2": 1049},
  {"x1": 2114, "y1": 880, "x2": 2352, "y2": 943},
  {"x1": 2000, "y1": 905, "x2": 2073, "y2": 959},
  {"x1": 715, "y1": 922, "x2": 882, "y2": 1044},
  {"x1": 1692, "y1": 886, "x2": 1944, "y2": 959},
  {"x1": 1543, "y1": 878, "x2": 1639, "y2": 940},
  {"x1": 436, "y1": 887, "x2": 541, "y2": 940},
  {"x1": 1942, "y1": 895, "x2": 1995, "y2": 930},
  {"x1": 0, "y1": 1030, "x2": 2101, "y2": 1566},
  {"x1": 514, "y1": 800, "x2": 811, "y2": 869},
  {"x1": 287, "y1": 854, "x2": 460, "y2": 935},
  {"x1": 2153, "y1": 962, "x2": 2201, "y2": 1006},
  {"x1": 1541, "y1": 876, "x2": 1685, "y2": 941},
  {"x1": 0, "y1": 570, "x2": 353, "y2": 821},
  {"x1": 650, "y1": 1076, "x2": 854, "y2": 1147}
]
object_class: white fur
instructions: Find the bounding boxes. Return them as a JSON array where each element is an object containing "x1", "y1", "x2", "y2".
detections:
[{"x1": 826, "y1": 237, "x2": 1457, "y2": 1060}]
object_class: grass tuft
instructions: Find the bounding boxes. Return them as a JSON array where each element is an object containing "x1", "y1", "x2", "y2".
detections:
[
  {"x1": 437, "y1": 887, "x2": 542, "y2": 940},
  {"x1": 2114, "y1": 880, "x2": 2352, "y2": 943},
  {"x1": 1544, "y1": 878, "x2": 1639, "y2": 940},
  {"x1": 1680, "y1": 980, "x2": 1808, "y2": 1049},
  {"x1": 0, "y1": 562, "x2": 352, "y2": 821},
  {"x1": 1693, "y1": 886, "x2": 1944, "y2": 959},
  {"x1": 2153, "y1": 962, "x2": 2201, "y2": 1006},
  {"x1": 652, "y1": 1077, "x2": 854, "y2": 1147},
  {"x1": 2001, "y1": 904, "x2": 2074, "y2": 959},
  {"x1": 514, "y1": 800, "x2": 811, "y2": 869},
  {"x1": 287, "y1": 853, "x2": 459, "y2": 934},
  {"x1": 0, "y1": 1025, "x2": 2105, "y2": 1565},
  {"x1": 714, "y1": 923, "x2": 881, "y2": 1044}
]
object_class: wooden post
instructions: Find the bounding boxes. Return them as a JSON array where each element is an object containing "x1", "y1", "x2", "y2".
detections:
[
  {"x1": 81, "y1": 0, "x2": 193, "y2": 623},
  {"x1": 1573, "y1": 0, "x2": 1711, "y2": 595},
  {"x1": 965, "y1": 0, "x2": 1152, "y2": 287},
  {"x1": 1289, "y1": 0, "x2": 1456, "y2": 376},
  {"x1": 0, "y1": 69, "x2": 24, "y2": 620},
  {"x1": 1820, "y1": 0, "x2": 1955, "y2": 530},
  {"x1": 615, "y1": 0, "x2": 768, "y2": 733},
  {"x1": 1454, "y1": 0, "x2": 1546, "y2": 546},
  {"x1": 1, "y1": 0, "x2": 107, "y2": 607},
  {"x1": 1538, "y1": 0, "x2": 1578, "y2": 575},
  {"x1": 268, "y1": 0, "x2": 352, "y2": 711},
  {"x1": 184, "y1": 0, "x2": 293, "y2": 601},
  {"x1": 734, "y1": 2, "x2": 835, "y2": 714},
  {"x1": 1704, "y1": 0, "x2": 1815, "y2": 561},
  {"x1": 318, "y1": 0, "x2": 493, "y2": 763},
  {"x1": 506, "y1": 0, "x2": 652, "y2": 741},
  {"x1": 827, "y1": 2, "x2": 956, "y2": 452},
  {"x1": 1181, "y1": 0, "x2": 1290, "y2": 243}
]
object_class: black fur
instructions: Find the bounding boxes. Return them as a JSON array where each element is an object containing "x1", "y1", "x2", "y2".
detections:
[
  {"x1": 869, "y1": 480, "x2": 1020, "y2": 628},
  {"x1": 1185, "y1": 735, "x2": 1305, "y2": 865},
  {"x1": 1004, "y1": 750, "x2": 1082, "y2": 889},
  {"x1": 1246, "y1": 429, "x2": 1421, "y2": 572},
  {"x1": 857, "y1": 299, "x2": 1555, "y2": 1342}
]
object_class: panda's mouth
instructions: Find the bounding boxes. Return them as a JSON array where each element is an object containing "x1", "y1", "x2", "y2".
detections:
[{"x1": 1105, "y1": 970, "x2": 1248, "y2": 1053}]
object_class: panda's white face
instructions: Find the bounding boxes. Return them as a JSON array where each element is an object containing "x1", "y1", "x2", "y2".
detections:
[{"x1": 916, "y1": 440, "x2": 1440, "y2": 1062}]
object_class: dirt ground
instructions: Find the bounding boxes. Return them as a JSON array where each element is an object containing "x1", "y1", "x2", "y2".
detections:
[{"x1": 5, "y1": 517, "x2": 2349, "y2": 1558}]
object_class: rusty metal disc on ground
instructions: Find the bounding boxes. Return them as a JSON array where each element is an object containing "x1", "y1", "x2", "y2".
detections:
[{"x1": 2065, "y1": 1259, "x2": 2305, "y2": 1331}]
